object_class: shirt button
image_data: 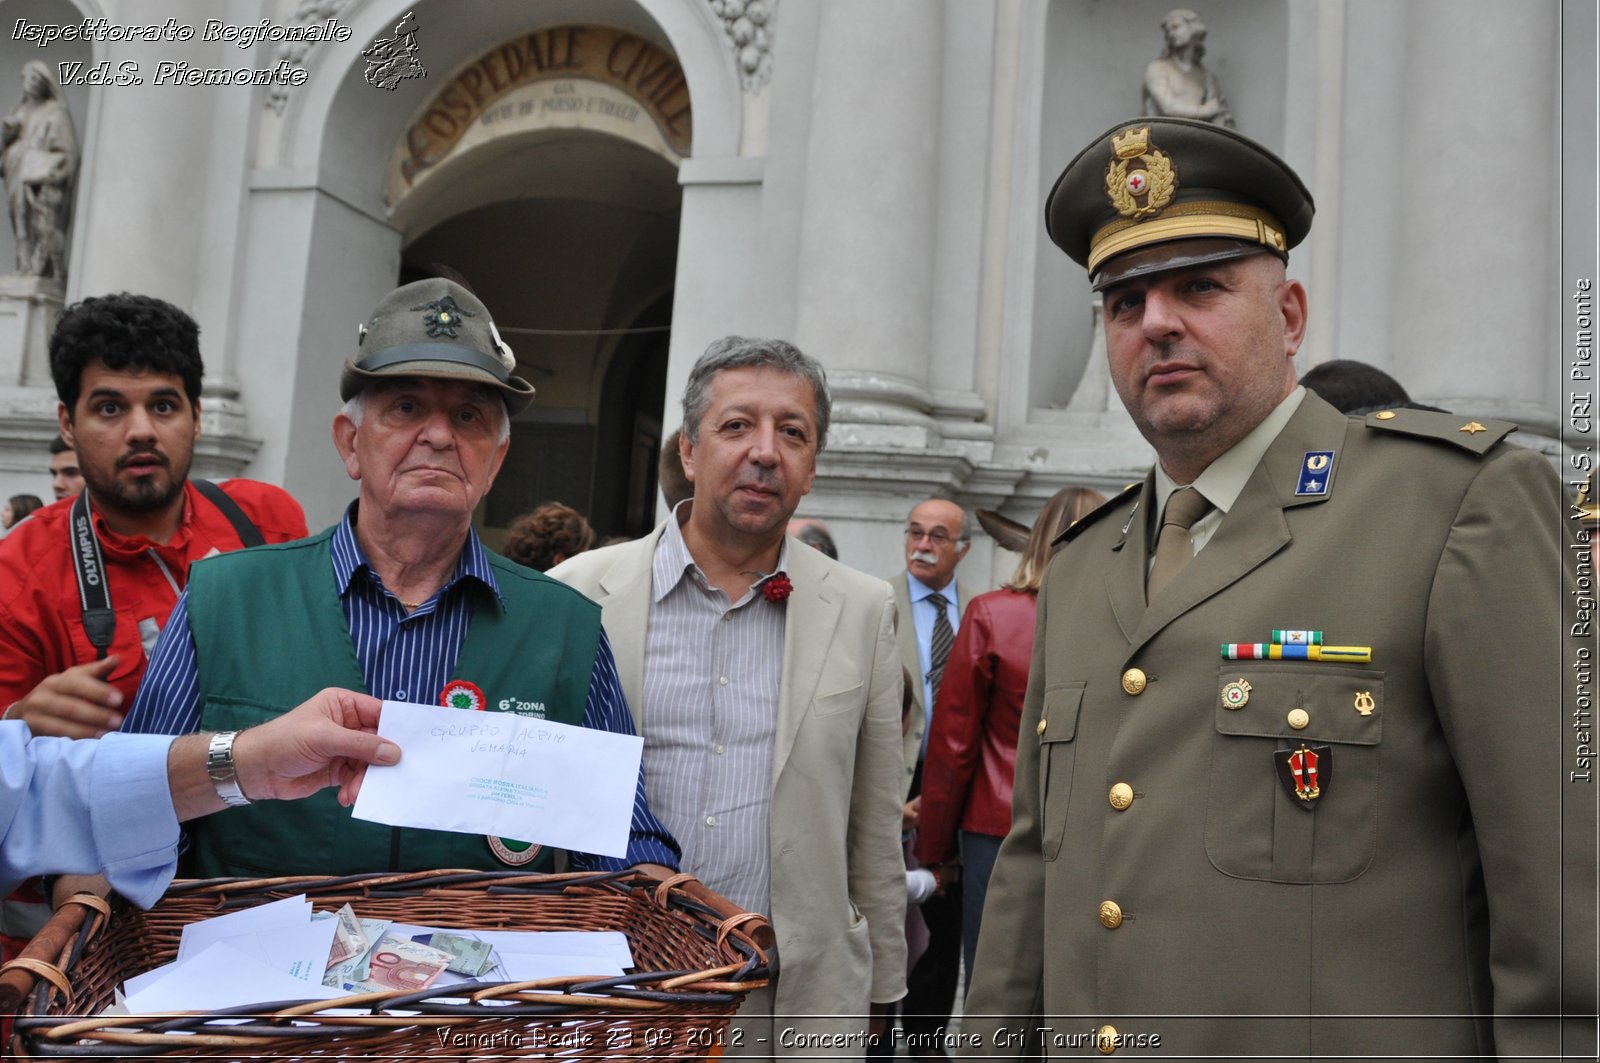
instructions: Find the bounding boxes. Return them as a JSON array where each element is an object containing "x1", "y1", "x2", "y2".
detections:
[
  {"x1": 705, "y1": 815, "x2": 717, "y2": 827},
  {"x1": 713, "y1": 744, "x2": 725, "y2": 755},
  {"x1": 719, "y1": 676, "x2": 729, "y2": 686},
  {"x1": 395, "y1": 691, "x2": 408, "y2": 700}
]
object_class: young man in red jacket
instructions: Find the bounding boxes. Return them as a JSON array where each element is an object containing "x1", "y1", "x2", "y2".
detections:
[{"x1": 0, "y1": 292, "x2": 306, "y2": 955}]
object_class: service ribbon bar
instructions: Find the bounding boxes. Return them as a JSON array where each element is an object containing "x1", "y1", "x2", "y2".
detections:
[
  {"x1": 1222, "y1": 643, "x2": 1372, "y2": 663},
  {"x1": 1272, "y1": 629, "x2": 1322, "y2": 645},
  {"x1": 1312, "y1": 645, "x2": 1372, "y2": 663}
]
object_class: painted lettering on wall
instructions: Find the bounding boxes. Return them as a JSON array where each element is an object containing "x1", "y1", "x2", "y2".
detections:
[{"x1": 401, "y1": 25, "x2": 691, "y2": 182}]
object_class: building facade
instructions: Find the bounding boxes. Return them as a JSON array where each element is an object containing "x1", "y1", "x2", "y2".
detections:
[{"x1": 0, "y1": 0, "x2": 1593, "y2": 582}]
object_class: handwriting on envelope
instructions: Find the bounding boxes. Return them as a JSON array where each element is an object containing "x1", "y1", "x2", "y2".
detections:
[{"x1": 351, "y1": 701, "x2": 642, "y2": 858}]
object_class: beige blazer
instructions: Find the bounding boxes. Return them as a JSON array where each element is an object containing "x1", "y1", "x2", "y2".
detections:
[
  {"x1": 963, "y1": 394, "x2": 1597, "y2": 1059},
  {"x1": 550, "y1": 525, "x2": 909, "y2": 1021},
  {"x1": 891, "y1": 571, "x2": 979, "y2": 801}
]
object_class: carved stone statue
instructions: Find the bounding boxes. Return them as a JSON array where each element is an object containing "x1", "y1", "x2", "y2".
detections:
[
  {"x1": 1142, "y1": 9, "x2": 1234, "y2": 128},
  {"x1": 1, "y1": 62, "x2": 79, "y2": 279}
]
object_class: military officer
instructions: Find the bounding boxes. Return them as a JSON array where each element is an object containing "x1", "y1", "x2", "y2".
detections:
[{"x1": 962, "y1": 117, "x2": 1596, "y2": 1059}]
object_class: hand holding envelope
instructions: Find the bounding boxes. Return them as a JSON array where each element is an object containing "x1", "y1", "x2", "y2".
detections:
[{"x1": 351, "y1": 700, "x2": 643, "y2": 858}]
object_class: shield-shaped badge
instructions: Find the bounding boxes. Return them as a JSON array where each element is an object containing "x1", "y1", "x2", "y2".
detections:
[{"x1": 1274, "y1": 744, "x2": 1332, "y2": 809}]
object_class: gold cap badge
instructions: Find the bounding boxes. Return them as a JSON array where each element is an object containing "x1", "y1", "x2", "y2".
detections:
[{"x1": 1105, "y1": 126, "x2": 1177, "y2": 221}]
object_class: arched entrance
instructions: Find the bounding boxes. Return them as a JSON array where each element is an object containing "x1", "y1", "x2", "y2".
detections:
[{"x1": 386, "y1": 25, "x2": 689, "y2": 542}]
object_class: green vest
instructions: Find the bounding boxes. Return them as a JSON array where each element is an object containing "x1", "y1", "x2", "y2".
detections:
[{"x1": 185, "y1": 526, "x2": 600, "y2": 877}]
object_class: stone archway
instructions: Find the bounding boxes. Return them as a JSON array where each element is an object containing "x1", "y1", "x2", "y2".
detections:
[
  {"x1": 384, "y1": 26, "x2": 691, "y2": 541},
  {"x1": 229, "y1": 0, "x2": 742, "y2": 525}
]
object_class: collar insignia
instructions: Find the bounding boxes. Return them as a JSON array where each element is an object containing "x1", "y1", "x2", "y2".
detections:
[{"x1": 1295, "y1": 450, "x2": 1336, "y2": 496}]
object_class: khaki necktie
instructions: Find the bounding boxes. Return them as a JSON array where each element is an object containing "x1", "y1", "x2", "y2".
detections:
[{"x1": 1148, "y1": 487, "x2": 1213, "y2": 599}]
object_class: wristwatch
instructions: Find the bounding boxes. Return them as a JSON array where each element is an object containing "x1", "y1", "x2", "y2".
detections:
[{"x1": 206, "y1": 731, "x2": 252, "y2": 807}]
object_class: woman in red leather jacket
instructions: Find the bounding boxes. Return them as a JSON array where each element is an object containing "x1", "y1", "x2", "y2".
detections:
[{"x1": 914, "y1": 485, "x2": 1105, "y2": 983}]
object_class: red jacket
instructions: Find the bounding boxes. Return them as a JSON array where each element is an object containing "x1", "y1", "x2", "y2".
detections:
[
  {"x1": 915, "y1": 588, "x2": 1038, "y2": 866},
  {"x1": 0, "y1": 480, "x2": 307, "y2": 709}
]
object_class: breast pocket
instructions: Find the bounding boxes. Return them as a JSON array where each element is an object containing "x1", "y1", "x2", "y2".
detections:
[
  {"x1": 814, "y1": 682, "x2": 864, "y2": 718},
  {"x1": 1204, "y1": 665, "x2": 1383, "y2": 883},
  {"x1": 1039, "y1": 681, "x2": 1084, "y2": 862}
]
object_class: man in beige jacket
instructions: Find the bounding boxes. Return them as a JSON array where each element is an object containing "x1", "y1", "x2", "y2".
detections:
[{"x1": 553, "y1": 336, "x2": 906, "y2": 1055}]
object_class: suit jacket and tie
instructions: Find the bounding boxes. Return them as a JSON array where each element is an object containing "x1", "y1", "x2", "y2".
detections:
[
  {"x1": 891, "y1": 569, "x2": 978, "y2": 1036},
  {"x1": 892, "y1": 571, "x2": 979, "y2": 801},
  {"x1": 964, "y1": 393, "x2": 1596, "y2": 1060},
  {"x1": 551, "y1": 524, "x2": 909, "y2": 1026}
]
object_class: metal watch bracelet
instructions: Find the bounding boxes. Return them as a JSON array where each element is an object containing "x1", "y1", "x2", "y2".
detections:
[{"x1": 205, "y1": 730, "x2": 252, "y2": 807}]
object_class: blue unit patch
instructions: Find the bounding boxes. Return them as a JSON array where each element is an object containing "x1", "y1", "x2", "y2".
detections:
[{"x1": 1296, "y1": 450, "x2": 1335, "y2": 496}]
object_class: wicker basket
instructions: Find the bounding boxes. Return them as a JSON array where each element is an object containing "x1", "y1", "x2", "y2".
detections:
[{"x1": 6, "y1": 869, "x2": 771, "y2": 1059}]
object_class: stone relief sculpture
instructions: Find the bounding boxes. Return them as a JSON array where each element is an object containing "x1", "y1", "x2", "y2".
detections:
[
  {"x1": 709, "y1": 0, "x2": 775, "y2": 89},
  {"x1": 1, "y1": 61, "x2": 78, "y2": 280},
  {"x1": 266, "y1": 0, "x2": 351, "y2": 113},
  {"x1": 1142, "y1": 9, "x2": 1234, "y2": 128}
]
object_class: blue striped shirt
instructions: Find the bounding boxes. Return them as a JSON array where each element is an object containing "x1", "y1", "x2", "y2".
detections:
[{"x1": 123, "y1": 509, "x2": 679, "y2": 872}]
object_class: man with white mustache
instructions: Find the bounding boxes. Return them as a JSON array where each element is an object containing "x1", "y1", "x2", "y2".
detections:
[{"x1": 889, "y1": 497, "x2": 976, "y2": 1053}]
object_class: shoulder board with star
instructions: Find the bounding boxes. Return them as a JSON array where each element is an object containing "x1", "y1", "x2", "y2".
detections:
[
  {"x1": 1056, "y1": 481, "x2": 1143, "y2": 545},
  {"x1": 1363, "y1": 408, "x2": 1516, "y2": 455}
]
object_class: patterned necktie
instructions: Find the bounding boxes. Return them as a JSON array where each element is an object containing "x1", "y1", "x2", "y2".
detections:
[
  {"x1": 1148, "y1": 487, "x2": 1213, "y2": 599},
  {"x1": 928, "y1": 594, "x2": 955, "y2": 704}
]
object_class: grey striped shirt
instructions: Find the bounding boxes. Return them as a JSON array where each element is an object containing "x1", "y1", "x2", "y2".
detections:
[{"x1": 642, "y1": 512, "x2": 789, "y2": 915}]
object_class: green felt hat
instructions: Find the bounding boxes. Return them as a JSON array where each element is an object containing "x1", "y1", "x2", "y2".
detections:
[{"x1": 343, "y1": 278, "x2": 535, "y2": 415}]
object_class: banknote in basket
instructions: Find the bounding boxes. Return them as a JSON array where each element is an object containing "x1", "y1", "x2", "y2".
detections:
[
  {"x1": 323, "y1": 917, "x2": 393, "y2": 989},
  {"x1": 355, "y1": 937, "x2": 453, "y2": 993},
  {"x1": 325, "y1": 904, "x2": 368, "y2": 969},
  {"x1": 425, "y1": 932, "x2": 496, "y2": 977}
]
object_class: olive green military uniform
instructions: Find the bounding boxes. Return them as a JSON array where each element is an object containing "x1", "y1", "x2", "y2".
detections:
[{"x1": 963, "y1": 393, "x2": 1595, "y2": 1058}]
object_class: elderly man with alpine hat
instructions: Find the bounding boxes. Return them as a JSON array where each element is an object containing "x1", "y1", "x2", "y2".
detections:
[
  {"x1": 962, "y1": 118, "x2": 1594, "y2": 1059},
  {"x1": 124, "y1": 277, "x2": 679, "y2": 879}
]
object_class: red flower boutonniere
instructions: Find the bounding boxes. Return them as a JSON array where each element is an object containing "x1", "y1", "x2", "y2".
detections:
[{"x1": 763, "y1": 575, "x2": 793, "y2": 603}]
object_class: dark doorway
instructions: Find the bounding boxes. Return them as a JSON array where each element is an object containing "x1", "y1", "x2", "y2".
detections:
[{"x1": 590, "y1": 293, "x2": 672, "y2": 539}]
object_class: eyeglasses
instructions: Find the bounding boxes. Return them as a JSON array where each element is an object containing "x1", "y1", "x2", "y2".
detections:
[{"x1": 904, "y1": 527, "x2": 965, "y2": 548}]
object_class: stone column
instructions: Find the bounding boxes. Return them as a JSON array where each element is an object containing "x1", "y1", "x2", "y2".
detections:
[
  {"x1": 792, "y1": 0, "x2": 943, "y2": 448},
  {"x1": 1389, "y1": 0, "x2": 1557, "y2": 424}
]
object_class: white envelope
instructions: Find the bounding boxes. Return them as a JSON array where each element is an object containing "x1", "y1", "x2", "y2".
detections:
[
  {"x1": 494, "y1": 951, "x2": 626, "y2": 983},
  {"x1": 475, "y1": 929, "x2": 634, "y2": 968},
  {"x1": 124, "y1": 942, "x2": 344, "y2": 1014},
  {"x1": 352, "y1": 701, "x2": 643, "y2": 858},
  {"x1": 174, "y1": 895, "x2": 311, "y2": 964}
]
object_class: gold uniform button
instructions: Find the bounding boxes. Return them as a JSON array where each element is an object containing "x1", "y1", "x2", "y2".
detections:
[
  {"x1": 1098, "y1": 900, "x2": 1123, "y2": 929},
  {"x1": 1375, "y1": 410, "x2": 1397, "y2": 420},
  {"x1": 1096, "y1": 1024, "x2": 1119, "y2": 1054},
  {"x1": 1287, "y1": 707, "x2": 1310, "y2": 730},
  {"x1": 1121, "y1": 668, "x2": 1147, "y2": 695},
  {"x1": 1036, "y1": 718, "x2": 1048, "y2": 735},
  {"x1": 1108, "y1": 783, "x2": 1134, "y2": 810}
]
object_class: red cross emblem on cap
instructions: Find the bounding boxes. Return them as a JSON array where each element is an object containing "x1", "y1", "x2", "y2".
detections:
[{"x1": 1126, "y1": 171, "x2": 1148, "y2": 195}]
